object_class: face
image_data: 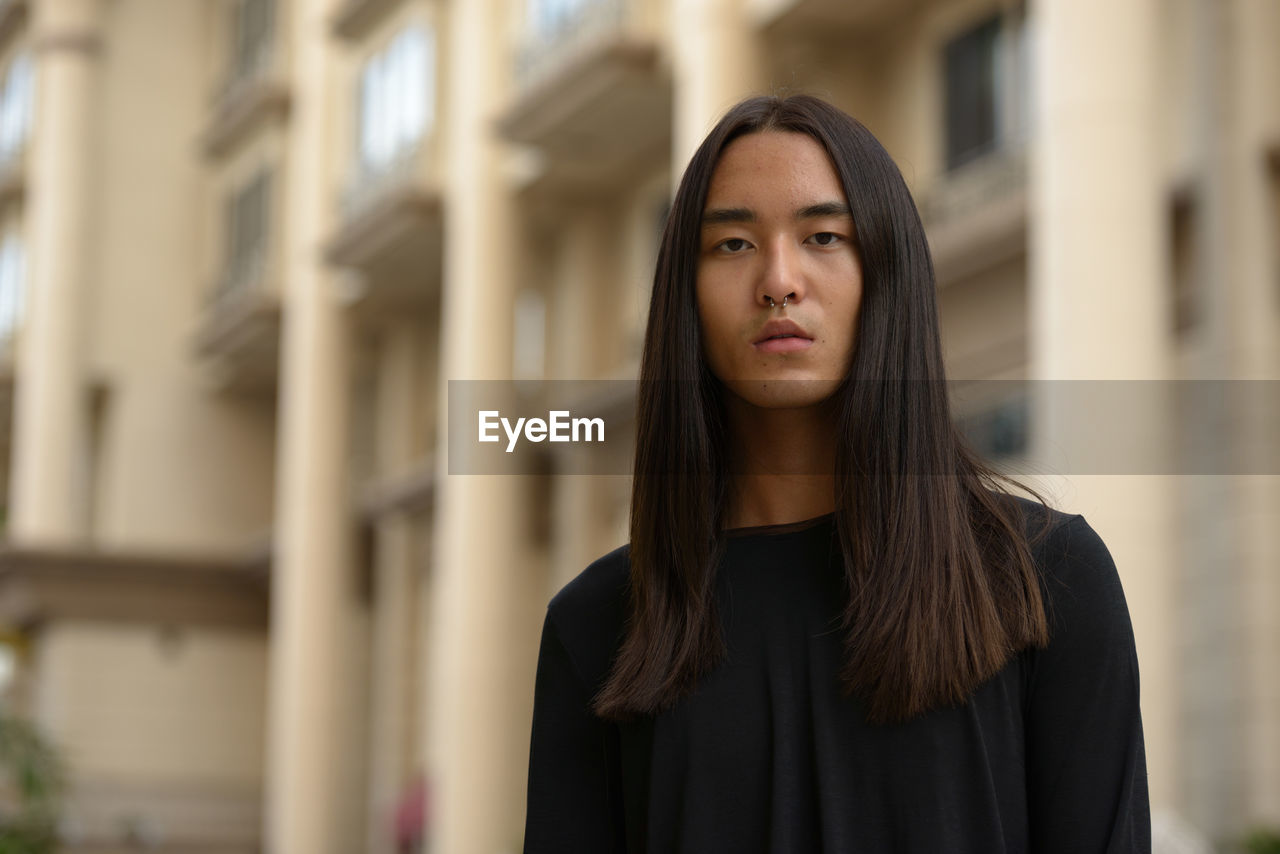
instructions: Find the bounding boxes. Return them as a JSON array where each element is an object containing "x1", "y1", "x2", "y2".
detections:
[{"x1": 695, "y1": 130, "x2": 863, "y2": 410}]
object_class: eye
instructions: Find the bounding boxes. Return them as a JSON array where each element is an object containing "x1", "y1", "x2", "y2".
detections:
[
  {"x1": 806, "y1": 232, "x2": 843, "y2": 247},
  {"x1": 715, "y1": 237, "x2": 752, "y2": 254}
]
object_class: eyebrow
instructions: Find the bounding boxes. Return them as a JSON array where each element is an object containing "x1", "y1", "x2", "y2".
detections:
[{"x1": 701, "y1": 201, "x2": 852, "y2": 227}]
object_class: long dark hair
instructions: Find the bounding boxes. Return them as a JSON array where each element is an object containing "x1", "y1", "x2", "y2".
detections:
[{"x1": 594, "y1": 94, "x2": 1053, "y2": 725}]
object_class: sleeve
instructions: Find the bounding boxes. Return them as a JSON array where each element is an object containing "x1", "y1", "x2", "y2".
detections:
[
  {"x1": 1024, "y1": 514, "x2": 1152, "y2": 854},
  {"x1": 523, "y1": 608, "x2": 626, "y2": 853}
]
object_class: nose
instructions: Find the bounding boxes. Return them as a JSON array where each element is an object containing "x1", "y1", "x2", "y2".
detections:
[{"x1": 756, "y1": 238, "x2": 805, "y2": 309}]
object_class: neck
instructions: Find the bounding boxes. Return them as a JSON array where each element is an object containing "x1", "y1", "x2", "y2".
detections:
[{"x1": 722, "y1": 395, "x2": 837, "y2": 530}]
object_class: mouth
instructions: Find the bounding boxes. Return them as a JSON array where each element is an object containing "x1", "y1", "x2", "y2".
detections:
[
  {"x1": 752, "y1": 319, "x2": 814, "y2": 353},
  {"x1": 754, "y1": 335, "x2": 813, "y2": 354}
]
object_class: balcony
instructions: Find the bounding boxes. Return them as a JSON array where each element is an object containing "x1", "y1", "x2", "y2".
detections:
[
  {"x1": 357, "y1": 456, "x2": 435, "y2": 522},
  {"x1": 920, "y1": 147, "x2": 1028, "y2": 287},
  {"x1": 201, "y1": 46, "x2": 291, "y2": 160},
  {"x1": 193, "y1": 256, "x2": 282, "y2": 395},
  {"x1": 324, "y1": 141, "x2": 443, "y2": 322},
  {"x1": 330, "y1": 0, "x2": 404, "y2": 41},
  {"x1": 498, "y1": 0, "x2": 671, "y2": 194}
]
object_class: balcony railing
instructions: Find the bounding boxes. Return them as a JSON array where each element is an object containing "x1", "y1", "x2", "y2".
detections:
[
  {"x1": 211, "y1": 39, "x2": 276, "y2": 112},
  {"x1": 918, "y1": 146, "x2": 1027, "y2": 229},
  {"x1": 515, "y1": 0, "x2": 629, "y2": 89},
  {"x1": 195, "y1": 250, "x2": 281, "y2": 394},
  {"x1": 341, "y1": 142, "x2": 429, "y2": 222},
  {"x1": 919, "y1": 146, "x2": 1029, "y2": 287},
  {"x1": 499, "y1": 0, "x2": 668, "y2": 193},
  {"x1": 324, "y1": 137, "x2": 443, "y2": 308},
  {"x1": 202, "y1": 42, "x2": 290, "y2": 159},
  {"x1": 210, "y1": 247, "x2": 270, "y2": 308}
]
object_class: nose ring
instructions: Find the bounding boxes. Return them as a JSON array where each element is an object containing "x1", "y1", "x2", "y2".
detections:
[{"x1": 765, "y1": 295, "x2": 790, "y2": 308}]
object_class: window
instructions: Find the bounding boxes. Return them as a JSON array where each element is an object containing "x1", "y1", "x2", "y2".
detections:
[
  {"x1": 0, "y1": 232, "x2": 24, "y2": 342},
  {"x1": 230, "y1": 0, "x2": 274, "y2": 82},
  {"x1": 517, "y1": 0, "x2": 626, "y2": 83},
  {"x1": 0, "y1": 54, "x2": 32, "y2": 166},
  {"x1": 221, "y1": 170, "x2": 272, "y2": 296},
  {"x1": 944, "y1": 17, "x2": 1000, "y2": 170},
  {"x1": 527, "y1": 0, "x2": 593, "y2": 41},
  {"x1": 1170, "y1": 192, "x2": 1200, "y2": 334},
  {"x1": 357, "y1": 26, "x2": 434, "y2": 178},
  {"x1": 943, "y1": 6, "x2": 1030, "y2": 172}
]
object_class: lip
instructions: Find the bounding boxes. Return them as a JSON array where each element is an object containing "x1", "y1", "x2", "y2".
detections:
[{"x1": 752, "y1": 318, "x2": 814, "y2": 354}]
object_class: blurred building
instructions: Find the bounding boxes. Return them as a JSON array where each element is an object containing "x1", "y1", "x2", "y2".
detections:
[{"x1": 0, "y1": 0, "x2": 1274, "y2": 852}]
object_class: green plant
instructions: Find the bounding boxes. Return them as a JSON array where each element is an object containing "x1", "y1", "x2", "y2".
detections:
[
  {"x1": 1243, "y1": 827, "x2": 1280, "y2": 854},
  {"x1": 0, "y1": 712, "x2": 67, "y2": 854}
]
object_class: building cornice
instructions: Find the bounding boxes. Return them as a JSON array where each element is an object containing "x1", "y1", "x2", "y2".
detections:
[
  {"x1": 32, "y1": 28, "x2": 102, "y2": 56},
  {"x1": 0, "y1": 541, "x2": 269, "y2": 631}
]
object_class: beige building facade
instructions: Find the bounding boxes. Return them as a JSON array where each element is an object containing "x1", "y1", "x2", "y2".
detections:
[{"x1": 0, "y1": 0, "x2": 1275, "y2": 852}]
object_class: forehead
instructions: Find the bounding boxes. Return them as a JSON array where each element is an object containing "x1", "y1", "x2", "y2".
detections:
[{"x1": 704, "y1": 130, "x2": 846, "y2": 209}]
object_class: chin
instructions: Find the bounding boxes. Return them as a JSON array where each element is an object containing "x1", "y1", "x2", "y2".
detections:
[{"x1": 722, "y1": 376, "x2": 843, "y2": 410}]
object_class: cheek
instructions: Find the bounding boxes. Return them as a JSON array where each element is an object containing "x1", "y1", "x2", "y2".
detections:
[
  {"x1": 828, "y1": 284, "x2": 862, "y2": 356},
  {"x1": 701, "y1": 315, "x2": 734, "y2": 365},
  {"x1": 695, "y1": 311, "x2": 744, "y2": 379},
  {"x1": 841, "y1": 268, "x2": 864, "y2": 326},
  {"x1": 694, "y1": 294, "x2": 724, "y2": 358}
]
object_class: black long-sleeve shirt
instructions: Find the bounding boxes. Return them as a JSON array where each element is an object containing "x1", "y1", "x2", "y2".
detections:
[{"x1": 524, "y1": 498, "x2": 1151, "y2": 853}]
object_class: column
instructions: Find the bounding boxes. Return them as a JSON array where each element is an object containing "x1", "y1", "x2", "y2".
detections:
[
  {"x1": 424, "y1": 0, "x2": 527, "y2": 850},
  {"x1": 366, "y1": 326, "x2": 423, "y2": 854},
  {"x1": 549, "y1": 212, "x2": 615, "y2": 380},
  {"x1": 8, "y1": 0, "x2": 102, "y2": 544},
  {"x1": 671, "y1": 0, "x2": 766, "y2": 173},
  {"x1": 1215, "y1": 0, "x2": 1280, "y2": 825},
  {"x1": 1029, "y1": 0, "x2": 1177, "y2": 812},
  {"x1": 263, "y1": 0, "x2": 364, "y2": 850}
]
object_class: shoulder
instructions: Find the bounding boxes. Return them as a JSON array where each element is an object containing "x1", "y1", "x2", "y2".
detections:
[
  {"x1": 1007, "y1": 502, "x2": 1138, "y2": 691},
  {"x1": 994, "y1": 491, "x2": 1076, "y2": 545},
  {"x1": 544, "y1": 544, "x2": 632, "y2": 692},
  {"x1": 1017, "y1": 499, "x2": 1125, "y2": 611},
  {"x1": 996, "y1": 492, "x2": 1130, "y2": 636},
  {"x1": 548, "y1": 543, "x2": 632, "y2": 627}
]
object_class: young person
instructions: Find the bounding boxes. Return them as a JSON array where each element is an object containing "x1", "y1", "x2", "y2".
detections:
[{"x1": 523, "y1": 94, "x2": 1150, "y2": 853}]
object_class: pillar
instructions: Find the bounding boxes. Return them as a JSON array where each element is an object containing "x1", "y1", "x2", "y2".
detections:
[
  {"x1": 1029, "y1": 0, "x2": 1177, "y2": 813},
  {"x1": 262, "y1": 0, "x2": 365, "y2": 850},
  {"x1": 1211, "y1": 0, "x2": 1280, "y2": 827},
  {"x1": 671, "y1": 0, "x2": 767, "y2": 174},
  {"x1": 365, "y1": 326, "x2": 425, "y2": 854},
  {"x1": 549, "y1": 212, "x2": 615, "y2": 380},
  {"x1": 9, "y1": 0, "x2": 103, "y2": 543},
  {"x1": 424, "y1": 0, "x2": 526, "y2": 850}
]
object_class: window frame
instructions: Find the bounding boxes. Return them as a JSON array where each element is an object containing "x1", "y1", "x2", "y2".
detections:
[{"x1": 354, "y1": 24, "x2": 436, "y2": 181}]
